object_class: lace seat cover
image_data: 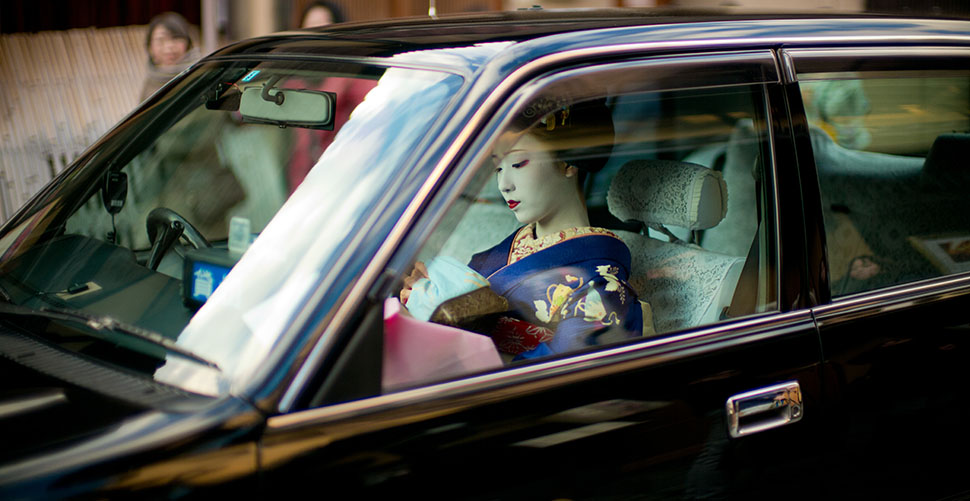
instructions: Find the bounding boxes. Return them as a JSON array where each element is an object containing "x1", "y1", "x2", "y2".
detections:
[{"x1": 608, "y1": 159, "x2": 744, "y2": 334}]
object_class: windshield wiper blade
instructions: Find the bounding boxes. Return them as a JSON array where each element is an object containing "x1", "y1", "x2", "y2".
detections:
[
  {"x1": 0, "y1": 302, "x2": 220, "y2": 370},
  {"x1": 41, "y1": 307, "x2": 221, "y2": 370}
]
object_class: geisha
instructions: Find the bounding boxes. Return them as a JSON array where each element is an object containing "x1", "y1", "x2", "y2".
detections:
[{"x1": 403, "y1": 98, "x2": 643, "y2": 360}]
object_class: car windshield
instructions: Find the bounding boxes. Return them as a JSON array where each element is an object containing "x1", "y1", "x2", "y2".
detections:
[{"x1": 0, "y1": 57, "x2": 462, "y2": 397}]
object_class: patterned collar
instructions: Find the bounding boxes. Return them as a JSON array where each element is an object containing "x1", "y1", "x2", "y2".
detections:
[{"x1": 508, "y1": 223, "x2": 618, "y2": 265}]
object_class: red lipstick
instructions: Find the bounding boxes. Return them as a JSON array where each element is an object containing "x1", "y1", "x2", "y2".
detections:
[{"x1": 507, "y1": 200, "x2": 520, "y2": 209}]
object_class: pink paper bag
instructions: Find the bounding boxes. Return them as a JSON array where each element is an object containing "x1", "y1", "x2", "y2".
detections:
[{"x1": 383, "y1": 297, "x2": 502, "y2": 391}]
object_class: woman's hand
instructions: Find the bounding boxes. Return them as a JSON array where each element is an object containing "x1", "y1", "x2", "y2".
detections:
[{"x1": 400, "y1": 261, "x2": 429, "y2": 305}]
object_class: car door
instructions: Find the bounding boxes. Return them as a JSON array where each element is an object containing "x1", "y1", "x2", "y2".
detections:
[
  {"x1": 787, "y1": 46, "x2": 970, "y2": 498},
  {"x1": 258, "y1": 46, "x2": 827, "y2": 499}
]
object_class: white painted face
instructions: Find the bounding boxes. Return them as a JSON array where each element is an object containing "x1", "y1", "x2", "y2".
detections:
[{"x1": 495, "y1": 133, "x2": 578, "y2": 226}]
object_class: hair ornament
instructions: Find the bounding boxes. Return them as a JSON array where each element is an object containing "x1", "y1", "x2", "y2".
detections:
[{"x1": 540, "y1": 106, "x2": 571, "y2": 131}]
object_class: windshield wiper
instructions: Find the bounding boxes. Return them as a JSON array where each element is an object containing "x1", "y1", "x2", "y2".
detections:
[{"x1": 0, "y1": 302, "x2": 220, "y2": 370}]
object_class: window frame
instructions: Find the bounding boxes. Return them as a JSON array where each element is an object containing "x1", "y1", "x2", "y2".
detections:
[{"x1": 348, "y1": 52, "x2": 782, "y2": 396}]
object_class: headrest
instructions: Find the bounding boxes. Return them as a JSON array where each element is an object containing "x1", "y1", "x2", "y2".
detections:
[
  {"x1": 923, "y1": 133, "x2": 970, "y2": 183},
  {"x1": 607, "y1": 159, "x2": 728, "y2": 231}
]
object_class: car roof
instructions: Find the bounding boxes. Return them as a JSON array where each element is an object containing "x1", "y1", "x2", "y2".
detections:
[{"x1": 209, "y1": 8, "x2": 970, "y2": 69}]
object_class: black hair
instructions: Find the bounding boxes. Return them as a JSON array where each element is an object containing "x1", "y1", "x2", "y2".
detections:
[{"x1": 528, "y1": 97, "x2": 615, "y2": 175}]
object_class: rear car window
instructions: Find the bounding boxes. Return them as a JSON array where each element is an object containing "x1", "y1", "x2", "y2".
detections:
[{"x1": 801, "y1": 71, "x2": 970, "y2": 296}]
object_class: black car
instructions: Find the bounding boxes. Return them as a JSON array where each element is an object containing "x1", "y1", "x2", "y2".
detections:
[{"x1": 1, "y1": 8, "x2": 969, "y2": 499}]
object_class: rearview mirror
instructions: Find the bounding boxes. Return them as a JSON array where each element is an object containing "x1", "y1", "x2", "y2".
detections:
[{"x1": 239, "y1": 86, "x2": 335, "y2": 130}]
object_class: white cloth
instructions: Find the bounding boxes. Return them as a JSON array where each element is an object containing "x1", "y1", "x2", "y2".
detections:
[{"x1": 406, "y1": 256, "x2": 490, "y2": 321}]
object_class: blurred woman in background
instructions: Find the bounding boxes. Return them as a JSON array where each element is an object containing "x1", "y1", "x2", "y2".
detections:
[{"x1": 141, "y1": 12, "x2": 200, "y2": 101}]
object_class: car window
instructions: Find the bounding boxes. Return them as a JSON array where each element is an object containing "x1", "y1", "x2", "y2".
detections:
[
  {"x1": 377, "y1": 55, "x2": 780, "y2": 393},
  {"x1": 800, "y1": 70, "x2": 970, "y2": 297},
  {"x1": 0, "y1": 59, "x2": 461, "y2": 397}
]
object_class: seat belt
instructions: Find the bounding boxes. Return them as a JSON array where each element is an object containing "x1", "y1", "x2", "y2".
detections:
[
  {"x1": 723, "y1": 155, "x2": 763, "y2": 319},
  {"x1": 723, "y1": 229, "x2": 760, "y2": 319}
]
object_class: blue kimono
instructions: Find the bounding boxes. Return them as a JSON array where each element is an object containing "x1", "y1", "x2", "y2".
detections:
[{"x1": 468, "y1": 225, "x2": 643, "y2": 359}]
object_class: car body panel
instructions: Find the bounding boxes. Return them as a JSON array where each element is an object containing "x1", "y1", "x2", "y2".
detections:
[
  {"x1": 0, "y1": 390, "x2": 262, "y2": 498},
  {"x1": 814, "y1": 278, "x2": 970, "y2": 498},
  {"x1": 262, "y1": 310, "x2": 822, "y2": 498},
  {"x1": 785, "y1": 44, "x2": 970, "y2": 498}
]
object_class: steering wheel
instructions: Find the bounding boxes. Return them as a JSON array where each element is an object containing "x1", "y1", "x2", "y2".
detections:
[{"x1": 146, "y1": 207, "x2": 211, "y2": 270}]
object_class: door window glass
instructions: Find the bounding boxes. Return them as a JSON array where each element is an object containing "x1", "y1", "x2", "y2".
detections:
[
  {"x1": 801, "y1": 72, "x2": 970, "y2": 296},
  {"x1": 379, "y1": 67, "x2": 778, "y2": 393}
]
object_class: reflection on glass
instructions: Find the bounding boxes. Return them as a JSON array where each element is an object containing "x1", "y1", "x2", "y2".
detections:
[
  {"x1": 802, "y1": 72, "x2": 970, "y2": 296},
  {"x1": 0, "y1": 58, "x2": 462, "y2": 396}
]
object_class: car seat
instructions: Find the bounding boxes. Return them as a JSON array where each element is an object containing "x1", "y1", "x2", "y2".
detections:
[
  {"x1": 607, "y1": 159, "x2": 745, "y2": 334},
  {"x1": 699, "y1": 119, "x2": 760, "y2": 257},
  {"x1": 809, "y1": 126, "x2": 934, "y2": 293},
  {"x1": 436, "y1": 181, "x2": 520, "y2": 264}
]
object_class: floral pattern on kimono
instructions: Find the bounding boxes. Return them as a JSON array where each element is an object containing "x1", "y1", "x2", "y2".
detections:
[{"x1": 468, "y1": 224, "x2": 643, "y2": 359}]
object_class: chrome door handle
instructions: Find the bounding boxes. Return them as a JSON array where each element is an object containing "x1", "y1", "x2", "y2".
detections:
[{"x1": 726, "y1": 381, "x2": 802, "y2": 438}]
